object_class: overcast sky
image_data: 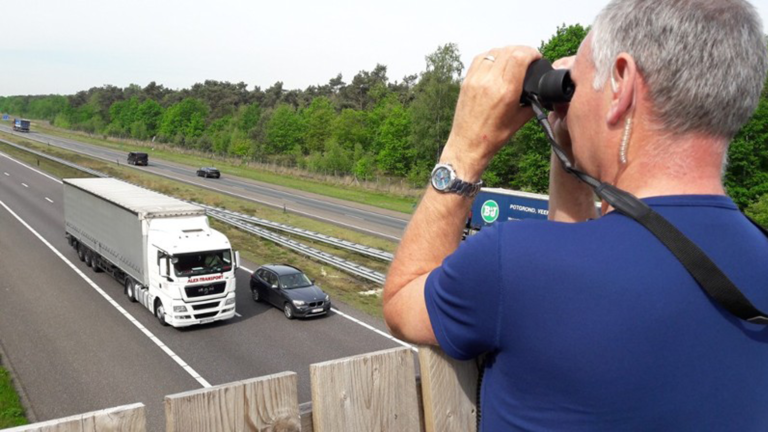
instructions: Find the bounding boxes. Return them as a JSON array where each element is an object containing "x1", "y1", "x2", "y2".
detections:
[{"x1": 2, "y1": 0, "x2": 767, "y2": 97}]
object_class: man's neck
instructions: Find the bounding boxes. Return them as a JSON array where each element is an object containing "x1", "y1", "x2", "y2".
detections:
[{"x1": 606, "y1": 131, "x2": 728, "y2": 202}]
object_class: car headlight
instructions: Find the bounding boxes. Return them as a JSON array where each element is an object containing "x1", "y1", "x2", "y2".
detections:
[
  {"x1": 173, "y1": 305, "x2": 188, "y2": 313},
  {"x1": 292, "y1": 300, "x2": 305, "y2": 306},
  {"x1": 325, "y1": 294, "x2": 330, "y2": 301},
  {"x1": 225, "y1": 298, "x2": 236, "y2": 305}
]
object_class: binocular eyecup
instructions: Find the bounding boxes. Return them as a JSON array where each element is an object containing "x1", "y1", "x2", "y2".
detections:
[{"x1": 520, "y1": 58, "x2": 575, "y2": 110}]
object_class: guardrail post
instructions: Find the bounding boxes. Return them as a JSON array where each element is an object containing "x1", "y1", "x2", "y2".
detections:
[{"x1": 310, "y1": 347, "x2": 420, "y2": 432}]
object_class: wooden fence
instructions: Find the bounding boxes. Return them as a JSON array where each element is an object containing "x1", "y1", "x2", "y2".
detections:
[{"x1": 6, "y1": 346, "x2": 477, "y2": 432}]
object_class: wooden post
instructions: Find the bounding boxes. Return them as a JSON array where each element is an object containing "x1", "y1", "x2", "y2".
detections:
[
  {"x1": 310, "y1": 347, "x2": 420, "y2": 432},
  {"x1": 4, "y1": 403, "x2": 146, "y2": 432},
  {"x1": 165, "y1": 372, "x2": 300, "y2": 432},
  {"x1": 418, "y1": 345, "x2": 479, "y2": 432}
]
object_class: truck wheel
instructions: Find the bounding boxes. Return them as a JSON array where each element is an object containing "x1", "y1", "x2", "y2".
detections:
[
  {"x1": 77, "y1": 244, "x2": 86, "y2": 262},
  {"x1": 124, "y1": 278, "x2": 138, "y2": 303},
  {"x1": 283, "y1": 303, "x2": 294, "y2": 320},
  {"x1": 84, "y1": 250, "x2": 92, "y2": 267},
  {"x1": 155, "y1": 300, "x2": 169, "y2": 326},
  {"x1": 90, "y1": 253, "x2": 103, "y2": 273}
]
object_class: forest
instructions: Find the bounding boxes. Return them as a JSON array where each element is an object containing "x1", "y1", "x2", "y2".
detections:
[{"x1": 2, "y1": 24, "x2": 767, "y2": 223}]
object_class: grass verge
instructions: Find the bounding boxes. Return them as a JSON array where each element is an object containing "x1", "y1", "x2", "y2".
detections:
[
  {"x1": 33, "y1": 123, "x2": 420, "y2": 214},
  {"x1": 0, "y1": 133, "x2": 388, "y2": 318},
  {"x1": 0, "y1": 366, "x2": 27, "y2": 428}
]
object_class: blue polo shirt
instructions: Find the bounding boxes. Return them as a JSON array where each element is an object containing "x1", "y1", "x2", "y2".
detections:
[{"x1": 425, "y1": 195, "x2": 768, "y2": 431}]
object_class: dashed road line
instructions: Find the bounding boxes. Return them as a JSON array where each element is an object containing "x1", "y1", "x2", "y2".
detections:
[
  {"x1": 45, "y1": 197, "x2": 54, "y2": 203},
  {"x1": 21, "y1": 183, "x2": 28, "y2": 188}
]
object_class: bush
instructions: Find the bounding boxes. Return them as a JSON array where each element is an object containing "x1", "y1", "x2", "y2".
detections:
[{"x1": 746, "y1": 193, "x2": 768, "y2": 228}]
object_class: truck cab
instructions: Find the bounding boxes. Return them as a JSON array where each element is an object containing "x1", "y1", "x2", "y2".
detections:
[{"x1": 141, "y1": 216, "x2": 238, "y2": 327}]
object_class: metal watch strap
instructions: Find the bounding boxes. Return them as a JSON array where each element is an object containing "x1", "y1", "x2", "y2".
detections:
[{"x1": 448, "y1": 178, "x2": 483, "y2": 198}]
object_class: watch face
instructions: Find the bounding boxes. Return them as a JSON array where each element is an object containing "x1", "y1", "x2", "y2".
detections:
[{"x1": 432, "y1": 166, "x2": 453, "y2": 190}]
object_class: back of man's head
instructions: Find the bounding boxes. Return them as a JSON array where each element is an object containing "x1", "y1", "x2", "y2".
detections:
[{"x1": 590, "y1": 0, "x2": 768, "y2": 140}]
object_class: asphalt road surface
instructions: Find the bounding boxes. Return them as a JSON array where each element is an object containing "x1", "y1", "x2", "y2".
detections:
[
  {"x1": 0, "y1": 151, "x2": 412, "y2": 430},
  {"x1": 0, "y1": 124, "x2": 410, "y2": 240}
]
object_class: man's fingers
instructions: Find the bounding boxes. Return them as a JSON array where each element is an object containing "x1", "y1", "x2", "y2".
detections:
[{"x1": 500, "y1": 46, "x2": 542, "y2": 87}]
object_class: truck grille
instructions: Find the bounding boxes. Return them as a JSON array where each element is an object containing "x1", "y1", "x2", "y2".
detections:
[
  {"x1": 195, "y1": 311, "x2": 219, "y2": 319},
  {"x1": 191, "y1": 301, "x2": 220, "y2": 311},
  {"x1": 185, "y1": 282, "x2": 226, "y2": 298}
]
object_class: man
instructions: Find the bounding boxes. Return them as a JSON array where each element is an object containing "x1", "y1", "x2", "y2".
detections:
[{"x1": 383, "y1": 0, "x2": 768, "y2": 430}]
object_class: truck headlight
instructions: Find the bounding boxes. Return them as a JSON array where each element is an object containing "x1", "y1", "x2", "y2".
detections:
[
  {"x1": 292, "y1": 300, "x2": 305, "y2": 307},
  {"x1": 173, "y1": 305, "x2": 188, "y2": 313},
  {"x1": 225, "y1": 298, "x2": 236, "y2": 305}
]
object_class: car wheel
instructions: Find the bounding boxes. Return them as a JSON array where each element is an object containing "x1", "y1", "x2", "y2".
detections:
[
  {"x1": 125, "y1": 277, "x2": 137, "y2": 303},
  {"x1": 283, "y1": 303, "x2": 294, "y2": 320},
  {"x1": 251, "y1": 288, "x2": 260, "y2": 302},
  {"x1": 77, "y1": 244, "x2": 86, "y2": 262},
  {"x1": 155, "y1": 300, "x2": 168, "y2": 326}
]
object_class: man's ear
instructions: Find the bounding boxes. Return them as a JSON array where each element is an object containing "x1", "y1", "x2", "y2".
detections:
[{"x1": 606, "y1": 54, "x2": 637, "y2": 126}]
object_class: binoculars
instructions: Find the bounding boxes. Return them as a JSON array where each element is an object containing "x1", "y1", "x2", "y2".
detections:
[{"x1": 521, "y1": 58, "x2": 575, "y2": 110}]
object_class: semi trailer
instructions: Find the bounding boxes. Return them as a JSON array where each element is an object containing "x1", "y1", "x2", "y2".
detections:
[
  {"x1": 63, "y1": 178, "x2": 239, "y2": 327},
  {"x1": 13, "y1": 118, "x2": 30, "y2": 132}
]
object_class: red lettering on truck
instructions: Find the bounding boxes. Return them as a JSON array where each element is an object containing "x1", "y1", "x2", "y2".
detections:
[{"x1": 188, "y1": 275, "x2": 223, "y2": 283}]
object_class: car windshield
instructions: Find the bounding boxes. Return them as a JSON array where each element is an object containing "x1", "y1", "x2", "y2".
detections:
[
  {"x1": 173, "y1": 249, "x2": 232, "y2": 277},
  {"x1": 279, "y1": 273, "x2": 312, "y2": 289}
]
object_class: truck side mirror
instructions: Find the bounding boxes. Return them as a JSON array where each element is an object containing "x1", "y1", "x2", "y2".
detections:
[{"x1": 234, "y1": 251, "x2": 240, "y2": 270}]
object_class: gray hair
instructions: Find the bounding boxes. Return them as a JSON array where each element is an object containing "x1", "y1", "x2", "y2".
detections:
[{"x1": 590, "y1": 0, "x2": 768, "y2": 139}]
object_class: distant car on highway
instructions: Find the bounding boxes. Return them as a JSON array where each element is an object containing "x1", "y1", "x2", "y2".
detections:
[
  {"x1": 250, "y1": 264, "x2": 331, "y2": 319},
  {"x1": 127, "y1": 152, "x2": 148, "y2": 166},
  {"x1": 196, "y1": 167, "x2": 221, "y2": 178}
]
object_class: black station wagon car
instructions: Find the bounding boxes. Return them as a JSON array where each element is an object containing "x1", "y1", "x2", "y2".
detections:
[
  {"x1": 196, "y1": 167, "x2": 221, "y2": 178},
  {"x1": 250, "y1": 264, "x2": 331, "y2": 319}
]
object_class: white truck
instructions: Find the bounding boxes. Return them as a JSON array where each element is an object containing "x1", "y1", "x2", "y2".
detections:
[{"x1": 63, "y1": 178, "x2": 239, "y2": 327}]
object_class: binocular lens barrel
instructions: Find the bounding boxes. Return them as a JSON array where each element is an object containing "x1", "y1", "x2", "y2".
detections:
[{"x1": 521, "y1": 58, "x2": 575, "y2": 110}]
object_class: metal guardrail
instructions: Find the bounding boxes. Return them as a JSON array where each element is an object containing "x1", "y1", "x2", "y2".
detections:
[
  {"x1": 1, "y1": 137, "x2": 387, "y2": 285},
  {"x1": 209, "y1": 212, "x2": 386, "y2": 285},
  {"x1": 196, "y1": 203, "x2": 393, "y2": 262},
  {"x1": 0, "y1": 137, "x2": 109, "y2": 178}
]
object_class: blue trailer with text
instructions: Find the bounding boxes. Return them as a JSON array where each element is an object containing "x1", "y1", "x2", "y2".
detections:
[{"x1": 13, "y1": 118, "x2": 30, "y2": 132}]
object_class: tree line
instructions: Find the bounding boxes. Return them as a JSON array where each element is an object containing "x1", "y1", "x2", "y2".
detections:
[{"x1": 2, "y1": 25, "x2": 767, "y2": 220}]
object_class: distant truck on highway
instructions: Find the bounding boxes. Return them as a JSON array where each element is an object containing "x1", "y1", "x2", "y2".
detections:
[
  {"x1": 63, "y1": 178, "x2": 239, "y2": 327},
  {"x1": 468, "y1": 187, "x2": 600, "y2": 232},
  {"x1": 13, "y1": 118, "x2": 30, "y2": 132}
]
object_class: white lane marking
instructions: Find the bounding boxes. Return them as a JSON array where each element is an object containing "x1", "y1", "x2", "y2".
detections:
[
  {"x1": 0, "y1": 199, "x2": 212, "y2": 388},
  {"x1": 45, "y1": 197, "x2": 54, "y2": 203},
  {"x1": 0, "y1": 152, "x2": 62, "y2": 184},
  {"x1": 3, "y1": 172, "x2": 9, "y2": 176},
  {"x1": 21, "y1": 183, "x2": 28, "y2": 188},
  {"x1": 235, "y1": 312, "x2": 242, "y2": 317},
  {"x1": 239, "y1": 265, "x2": 416, "y2": 352}
]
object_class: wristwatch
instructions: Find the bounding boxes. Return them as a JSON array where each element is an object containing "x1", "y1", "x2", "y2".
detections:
[{"x1": 430, "y1": 163, "x2": 483, "y2": 198}]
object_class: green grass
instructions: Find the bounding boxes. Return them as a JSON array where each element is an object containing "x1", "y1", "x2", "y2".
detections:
[
  {"x1": 1, "y1": 132, "x2": 390, "y2": 318},
  {"x1": 0, "y1": 366, "x2": 27, "y2": 428},
  {"x1": 34, "y1": 123, "x2": 420, "y2": 214}
]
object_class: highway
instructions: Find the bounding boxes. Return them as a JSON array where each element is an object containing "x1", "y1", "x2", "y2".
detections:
[
  {"x1": 0, "y1": 151, "x2": 411, "y2": 430},
  {"x1": 0, "y1": 124, "x2": 410, "y2": 240}
]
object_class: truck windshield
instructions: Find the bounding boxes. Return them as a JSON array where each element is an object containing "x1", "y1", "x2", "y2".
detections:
[
  {"x1": 173, "y1": 250, "x2": 232, "y2": 277},
  {"x1": 278, "y1": 273, "x2": 312, "y2": 289}
]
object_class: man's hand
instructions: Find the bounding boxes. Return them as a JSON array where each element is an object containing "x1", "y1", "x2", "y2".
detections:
[{"x1": 441, "y1": 46, "x2": 542, "y2": 180}]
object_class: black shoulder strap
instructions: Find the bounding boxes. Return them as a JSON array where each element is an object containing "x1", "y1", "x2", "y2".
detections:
[{"x1": 596, "y1": 183, "x2": 768, "y2": 325}]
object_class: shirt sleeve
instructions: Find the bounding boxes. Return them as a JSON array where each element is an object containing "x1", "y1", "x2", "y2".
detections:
[{"x1": 424, "y1": 224, "x2": 503, "y2": 360}]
